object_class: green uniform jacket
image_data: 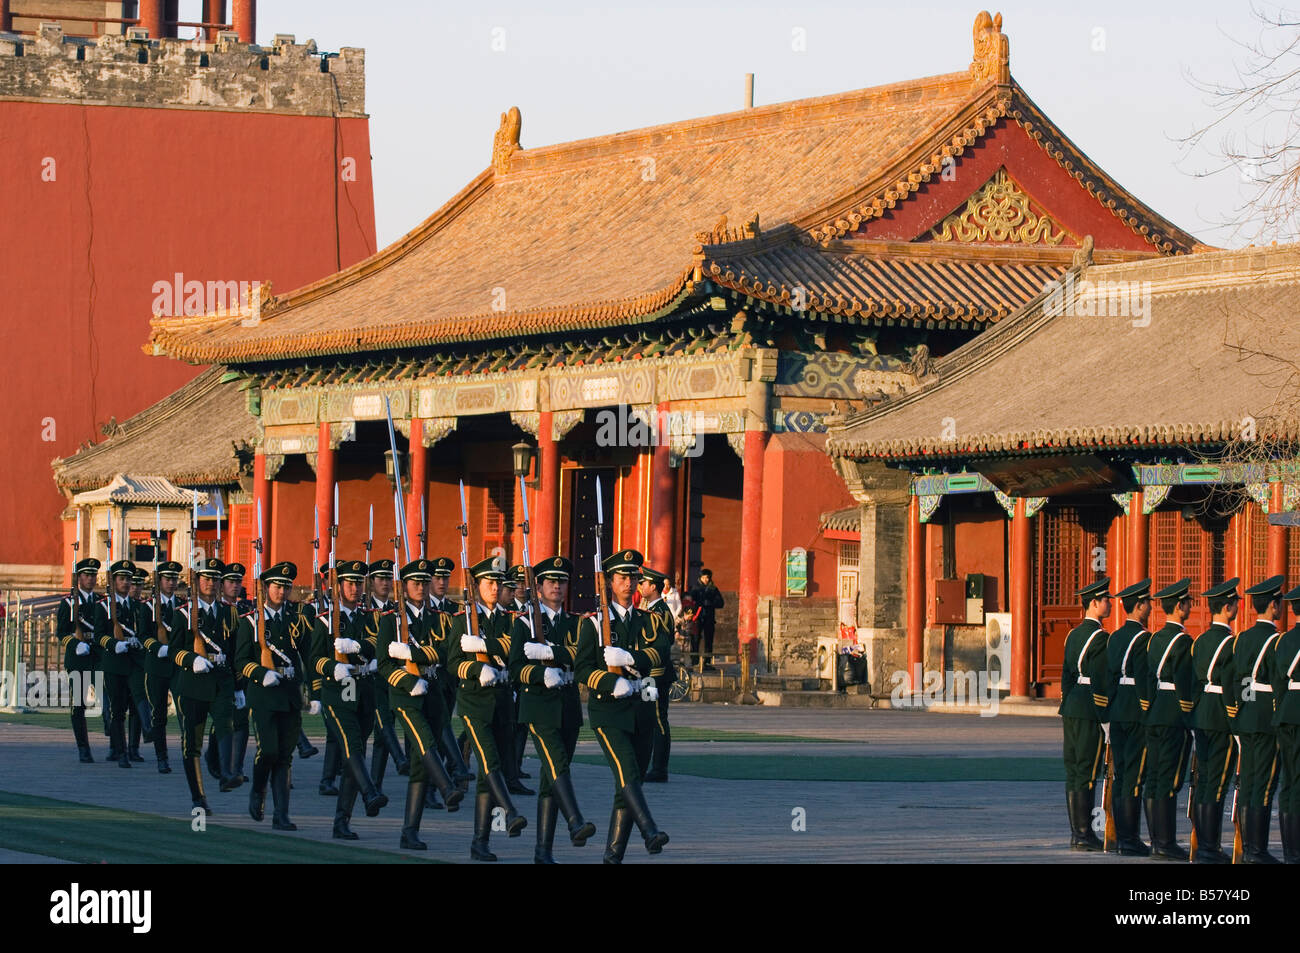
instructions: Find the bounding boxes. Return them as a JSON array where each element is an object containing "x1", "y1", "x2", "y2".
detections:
[
  {"x1": 234, "y1": 606, "x2": 305, "y2": 713},
  {"x1": 445, "y1": 604, "x2": 513, "y2": 721},
  {"x1": 58, "y1": 589, "x2": 103, "y2": 674},
  {"x1": 642, "y1": 598, "x2": 676, "y2": 682},
  {"x1": 171, "y1": 599, "x2": 235, "y2": 702},
  {"x1": 1106, "y1": 620, "x2": 1150, "y2": 724},
  {"x1": 1058, "y1": 618, "x2": 1109, "y2": 721},
  {"x1": 220, "y1": 600, "x2": 246, "y2": 691},
  {"x1": 1145, "y1": 622, "x2": 1195, "y2": 728},
  {"x1": 574, "y1": 604, "x2": 671, "y2": 732},
  {"x1": 1191, "y1": 622, "x2": 1238, "y2": 733},
  {"x1": 95, "y1": 595, "x2": 142, "y2": 677},
  {"x1": 508, "y1": 606, "x2": 579, "y2": 727},
  {"x1": 1230, "y1": 620, "x2": 1281, "y2": 734},
  {"x1": 1271, "y1": 623, "x2": 1300, "y2": 727},
  {"x1": 309, "y1": 606, "x2": 375, "y2": 708},
  {"x1": 377, "y1": 602, "x2": 446, "y2": 712},
  {"x1": 140, "y1": 595, "x2": 184, "y2": 679},
  {"x1": 362, "y1": 599, "x2": 396, "y2": 699}
]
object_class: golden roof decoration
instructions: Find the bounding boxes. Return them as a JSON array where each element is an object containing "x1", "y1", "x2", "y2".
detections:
[
  {"x1": 493, "y1": 106, "x2": 522, "y2": 175},
  {"x1": 970, "y1": 10, "x2": 1010, "y2": 85},
  {"x1": 929, "y1": 169, "x2": 1068, "y2": 245}
]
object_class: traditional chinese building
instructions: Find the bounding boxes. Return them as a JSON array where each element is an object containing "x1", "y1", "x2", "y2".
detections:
[
  {"x1": 88, "y1": 11, "x2": 1200, "y2": 674},
  {"x1": 826, "y1": 243, "x2": 1300, "y2": 699}
]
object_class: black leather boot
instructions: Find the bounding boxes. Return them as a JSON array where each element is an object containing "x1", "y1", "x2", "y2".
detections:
[
  {"x1": 534, "y1": 795, "x2": 558, "y2": 864},
  {"x1": 341, "y1": 750, "x2": 389, "y2": 817},
  {"x1": 114, "y1": 721, "x2": 131, "y2": 768},
  {"x1": 231, "y1": 728, "x2": 249, "y2": 784},
  {"x1": 1257, "y1": 806, "x2": 1280, "y2": 864},
  {"x1": 418, "y1": 748, "x2": 463, "y2": 813},
  {"x1": 1068, "y1": 791, "x2": 1103, "y2": 851},
  {"x1": 425, "y1": 785, "x2": 444, "y2": 810},
  {"x1": 399, "y1": 781, "x2": 427, "y2": 850},
  {"x1": 1242, "y1": 807, "x2": 1280, "y2": 864},
  {"x1": 1282, "y1": 813, "x2": 1300, "y2": 864},
  {"x1": 218, "y1": 734, "x2": 241, "y2": 791},
  {"x1": 551, "y1": 773, "x2": 597, "y2": 846},
  {"x1": 371, "y1": 734, "x2": 389, "y2": 795},
  {"x1": 134, "y1": 699, "x2": 153, "y2": 747},
  {"x1": 384, "y1": 721, "x2": 408, "y2": 775},
  {"x1": 184, "y1": 757, "x2": 214, "y2": 814},
  {"x1": 297, "y1": 731, "x2": 318, "y2": 759},
  {"x1": 602, "y1": 807, "x2": 632, "y2": 865},
  {"x1": 270, "y1": 761, "x2": 296, "y2": 831},
  {"x1": 151, "y1": 706, "x2": 169, "y2": 771},
  {"x1": 72, "y1": 708, "x2": 94, "y2": 763},
  {"x1": 485, "y1": 770, "x2": 526, "y2": 836},
  {"x1": 622, "y1": 779, "x2": 668, "y2": 854},
  {"x1": 319, "y1": 735, "x2": 341, "y2": 795},
  {"x1": 249, "y1": 758, "x2": 269, "y2": 821},
  {"x1": 1117, "y1": 797, "x2": 1149, "y2": 856},
  {"x1": 470, "y1": 791, "x2": 496, "y2": 861},
  {"x1": 1194, "y1": 801, "x2": 1231, "y2": 864},
  {"x1": 333, "y1": 774, "x2": 360, "y2": 840},
  {"x1": 206, "y1": 729, "x2": 222, "y2": 779},
  {"x1": 1154, "y1": 797, "x2": 1188, "y2": 861},
  {"x1": 440, "y1": 721, "x2": 474, "y2": 784}
]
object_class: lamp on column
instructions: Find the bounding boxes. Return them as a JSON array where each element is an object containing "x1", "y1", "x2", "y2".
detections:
[
  {"x1": 384, "y1": 450, "x2": 405, "y2": 493},
  {"x1": 512, "y1": 441, "x2": 538, "y2": 488}
]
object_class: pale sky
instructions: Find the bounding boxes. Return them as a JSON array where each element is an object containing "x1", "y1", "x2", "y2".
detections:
[{"x1": 264, "y1": 0, "x2": 1281, "y2": 250}]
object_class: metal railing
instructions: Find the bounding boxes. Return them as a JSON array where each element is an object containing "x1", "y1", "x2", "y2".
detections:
[{"x1": 2, "y1": 589, "x2": 70, "y2": 711}]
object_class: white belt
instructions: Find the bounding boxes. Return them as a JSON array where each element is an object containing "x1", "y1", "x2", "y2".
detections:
[
  {"x1": 1157, "y1": 681, "x2": 1176, "y2": 691},
  {"x1": 1290, "y1": 681, "x2": 1300, "y2": 690},
  {"x1": 1204, "y1": 685, "x2": 1222, "y2": 694},
  {"x1": 1077, "y1": 676, "x2": 1091, "y2": 685},
  {"x1": 1119, "y1": 677, "x2": 1135, "y2": 686},
  {"x1": 1249, "y1": 680, "x2": 1273, "y2": 693}
]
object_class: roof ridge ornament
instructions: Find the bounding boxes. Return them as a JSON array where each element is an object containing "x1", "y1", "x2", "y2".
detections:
[
  {"x1": 970, "y1": 10, "x2": 1010, "y2": 85},
  {"x1": 493, "y1": 106, "x2": 522, "y2": 174}
]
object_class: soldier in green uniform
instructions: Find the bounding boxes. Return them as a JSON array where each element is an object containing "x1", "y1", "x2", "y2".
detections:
[
  {"x1": 1105, "y1": 578, "x2": 1153, "y2": 855},
  {"x1": 638, "y1": 567, "x2": 675, "y2": 784},
  {"x1": 505, "y1": 564, "x2": 534, "y2": 786},
  {"x1": 169, "y1": 558, "x2": 237, "y2": 812},
  {"x1": 139, "y1": 560, "x2": 183, "y2": 775},
  {"x1": 363, "y1": 558, "x2": 409, "y2": 794},
  {"x1": 508, "y1": 555, "x2": 598, "y2": 863},
  {"x1": 1229, "y1": 575, "x2": 1284, "y2": 863},
  {"x1": 575, "y1": 548, "x2": 671, "y2": 863},
  {"x1": 1144, "y1": 577, "x2": 1198, "y2": 860},
  {"x1": 57, "y1": 557, "x2": 103, "y2": 763},
  {"x1": 378, "y1": 558, "x2": 467, "y2": 850},
  {"x1": 96, "y1": 559, "x2": 144, "y2": 769},
  {"x1": 446, "y1": 555, "x2": 528, "y2": 860},
  {"x1": 1273, "y1": 583, "x2": 1300, "y2": 864},
  {"x1": 308, "y1": 558, "x2": 389, "y2": 838},
  {"x1": 126, "y1": 567, "x2": 152, "y2": 763},
  {"x1": 234, "y1": 561, "x2": 306, "y2": 831},
  {"x1": 1189, "y1": 578, "x2": 1239, "y2": 864},
  {"x1": 219, "y1": 562, "x2": 251, "y2": 785},
  {"x1": 1058, "y1": 577, "x2": 1111, "y2": 852},
  {"x1": 427, "y1": 556, "x2": 473, "y2": 788}
]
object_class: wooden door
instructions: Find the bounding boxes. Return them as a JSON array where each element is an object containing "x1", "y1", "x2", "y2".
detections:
[
  {"x1": 568, "y1": 468, "x2": 616, "y2": 614},
  {"x1": 1037, "y1": 503, "x2": 1113, "y2": 692}
]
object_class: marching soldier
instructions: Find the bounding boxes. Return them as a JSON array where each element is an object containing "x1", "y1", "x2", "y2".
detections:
[
  {"x1": 1058, "y1": 577, "x2": 1111, "y2": 852},
  {"x1": 219, "y1": 562, "x2": 251, "y2": 785},
  {"x1": 505, "y1": 564, "x2": 533, "y2": 785},
  {"x1": 427, "y1": 557, "x2": 474, "y2": 787},
  {"x1": 309, "y1": 558, "x2": 389, "y2": 838},
  {"x1": 1189, "y1": 578, "x2": 1240, "y2": 864},
  {"x1": 574, "y1": 548, "x2": 670, "y2": 863},
  {"x1": 234, "y1": 561, "x2": 306, "y2": 831},
  {"x1": 363, "y1": 558, "x2": 409, "y2": 794},
  {"x1": 1273, "y1": 583, "x2": 1300, "y2": 864},
  {"x1": 126, "y1": 567, "x2": 152, "y2": 763},
  {"x1": 139, "y1": 560, "x2": 184, "y2": 775},
  {"x1": 96, "y1": 559, "x2": 144, "y2": 769},
  {"x1": 170, "y1": 557, "x2": 238, "y2": 812},
  {"x1": 1230, "y1": 575, "x2": 1285, "y2": 863},
  {"x1": 446, "y1": 555, "x2": 528, "y2": 860},
  {"x1": 1144, "y1": 577, "x2": 1198, "y2": 860},
  {"x1": 508, "y1": 555, "x2": 598, "y2": 863},
  {"x1": 1104, "y1": 578, "x2": 1152, "y2": 855},
  {"x1": 377, "y1": 558, "x2": 467, "y2": 850},
  {"x1": 638, "y1": 567, "x2": 675, "y2": 783},
  {"x1": 57, "y1": 557, "x2": 103, "y2": 763}
]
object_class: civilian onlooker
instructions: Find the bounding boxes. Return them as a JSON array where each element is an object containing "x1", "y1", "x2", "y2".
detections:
[
  {"x1": 663, "y1": 575, "x2": 683, "y2": 622},
  {"x1": 687, "y1": 568, "x2": 724, "y2": 671}
]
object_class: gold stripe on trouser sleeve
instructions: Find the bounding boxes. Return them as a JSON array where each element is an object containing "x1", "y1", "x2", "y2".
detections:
[
  {"x1": 528, "y1": 724, "x2": 559, "y2": 782},
  {"x1": 1264, "y1": 750, "x2": 1280, "y2": 808},
  {"x1": 1172, "y1": 737, "x2": 1189, "y2": 792},
  {"x1": 1130, "y1": 747, "x2": 1147, "y2": 799},
  {"x1": 595, "y1": 726, "x2": 626, "y2": 788},
  {"x1": 325, "y1": 705, "x2": 351, "y2": 760},
  {"x1": 462, "y1": 715, "x2": 489, "y2": 769},
  {"x1": 396, "y1": 709, "x2": 426, "y2": 758},
  {"x1": 1217, "y1": 745, "x2": 1234, "y2": 803}
]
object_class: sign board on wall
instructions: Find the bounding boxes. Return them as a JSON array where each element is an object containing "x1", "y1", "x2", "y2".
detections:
[{"x1": 785, "y1": 547, "x2": 808, "y2": 597}]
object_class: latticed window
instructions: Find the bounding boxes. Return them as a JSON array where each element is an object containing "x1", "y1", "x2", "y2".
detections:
[
  {"x1": 839, "y1": 542, "x2": 859, "y2": 567},
  {"x1": 1152, "y1": 511, "x2": 1178, "y2": 591},
  {"x1": 482, "y1": 477, "x2": 515, "y2": 560}
]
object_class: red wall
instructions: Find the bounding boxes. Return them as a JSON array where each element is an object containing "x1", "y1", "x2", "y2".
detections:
[
  {"x1": 697, "y1": 441, "x2": 743, "y2": 591},
  {"x1": 2, "y1": 99, "x2": 376, "y2": 571}
]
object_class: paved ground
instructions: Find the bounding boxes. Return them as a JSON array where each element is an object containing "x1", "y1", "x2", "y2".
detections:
[{"x1": 0, "y1": 703, "x2": 1154, "y2": 863}]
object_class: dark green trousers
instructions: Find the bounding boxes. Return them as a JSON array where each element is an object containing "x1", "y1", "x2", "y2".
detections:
[
  {"x1": 1110, "y1": 720, "x2": 1146, "y2": 799},
  {"x1": 251, "y1": 707, "x2": 302, "y2": 768},
  {"x1": 1193, "y1": 728, "x2": 1237, "y2": 805},
  {"x1": 322, "y1": 694, "x2": 375, "y2": 764},
  {"x1": 1146, "y1": 725, "x2": 1192, "y2": 799},
  {"x1": 527, "y1": 722, "x2": 570, "y2": 796},
  {"x1": 593, "y1": 722, "x2": 652, "y2": 809},
  {"x1": 1276, "y1": 724, "x2": 1300, "y2": 814},
  {"x1": 1238, "y1": 731, "x2": 1280, "y2": 808},
  {"x1": 460, "y1": 711, "x2": 501, "y2": 794},
  {"x1": 1061, "y1": 716, "x2": 1103, "y2": 793}
]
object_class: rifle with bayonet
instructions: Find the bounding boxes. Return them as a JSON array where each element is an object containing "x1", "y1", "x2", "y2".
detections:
[
  {"x1": 1101, "y1": 739, "x2": 1115, "y2": 852},
  {"x1": 311, "y1": 505, "x2": 323, "y2": 617},
  {"x1": 364, "y1": 504, "x2": 374, "y2": 611},
  {"x1": 518, "y1": 474, "x2": 544, "y2": 645},
  {"x1": 457, "y1": 479, "x2": 490, "y2": 665},
  {"x1": 384, "y1": 396, "x2": 421, "y2": 678},
  {"x1": 190, "y1": 490, "x2": 205, "y2": 661},
  {"x1": 151, "y1": 505, "x2": 169, "y2": 650},
  {"x1": 592, "y1": 475, "x2": 631, "y2": 678},
  {"x1": 254, "y1": 502, "x2": 272, "y2": 670},
  {"x1": 1231, "y1": 735, "x2": 1244, "y2": 863},
  {"x1": 330, "y1": 483, "x2": 348, "y2": 665}
]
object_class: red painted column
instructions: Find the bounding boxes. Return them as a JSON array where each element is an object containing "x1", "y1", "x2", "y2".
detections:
[
  {"x1": 737, "y1": 429, "x2": 768, "y2": 662},
  {"x1": 203, "y1": 0, "x2": 226, "y2": 39},
  {"x1": 406, "y1": 417, "x2": 427, "y2": 559},
  {"x1": 1270, "y1": 482, "x2": 1288, "y2": 627},
  {"x1": 137, "y1": 0, "x2": 163, "y2": 36},
  {"x1": 314, "y1": 421, "x2": 335, "y2": 573},
  {"x1": 253, "y1": 451, "x2": 272, "y2": 561},
  {"x1": 649, "y1": 401, "x2": 675, "y2": 574},
  {"x1": 535, "y1": 411, "x2": 559, "y2": 560},
  {"x1": 906, "y1": 494, "x2": 925, "y2": 691},
  {"x1": 1128, "y1": 490, "x2": 1148, "y2": 585},
  {"x1": 0, "y1": 0, "x2": 11, "y2": 33},
  {"x1": 1010, "y1": 498, "x2": 1032, "y2": 699},
  {"x1": 231, "y1": 0, "x2": 255, "y2": 42}
]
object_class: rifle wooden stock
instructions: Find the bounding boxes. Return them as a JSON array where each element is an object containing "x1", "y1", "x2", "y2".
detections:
[
  {"x1": 333, "y1": 569, "x2": 348, "y2": 664},
  {"x1": 1231, "y1": 749, "x2": 1243, "y2": 863},
  {"x1": 190, "y1": 564, "x2": 206, "y2": 659},
  {"x1": 398, "y1": 595, "x2": 421, "y2": 677},
  {"x1": 109, "y1": 582, "x2": 126, "y2": 644},
  {"x1": 593, "y1": 567, "x2": 623, "y2": 676},
  {"x1": 523, "y1": 564, "x2": 545, "y2": 644},
  {"x1": 153, "y1": 574, "x2": 168, "y2": 647},
  {"x1": 1102, "y1": 743, "x2": 1116, "y2": 851},
  {"x1": 1188, "y1": 750, "x2": 1198, "y2": 861},
  {"x1": 461, "y1": 575, "x2": 490, "y2": 664}
]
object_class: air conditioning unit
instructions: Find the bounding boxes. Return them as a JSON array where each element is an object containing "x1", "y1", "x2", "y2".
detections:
[
  {"x1": 815, "y1": 636, "x2": 840, "y2": 689},
  {"x1": 986, "y1": 613, "x2": 1013, "y2": 692}
]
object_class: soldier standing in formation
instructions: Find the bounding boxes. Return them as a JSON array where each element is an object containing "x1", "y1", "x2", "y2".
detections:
[
  {"x1": 57, "y1": 557, "x2": 102, "y2": 763},
  {"x1": 1106, "y1": 578, "x2": 1153, "y2": 855},
  {"x1": 1144, "y1": 577, "x2": 1197, "y2": 860},
  {"x1": 1233, "y1": 575, "x2": 1284, "y2": 863},
  {"x1": 218, "y1": 562, "x2": 251, "y2": 786},
  {"x1": 637, "y1": 567, "x2": 674, "y2": 783},
  {"x1": 1274, "y1": 584, "x2": 1300, "y2": 864},
  {"x1": 508, "y1": 555, "x2": 597, "y2": 863},
  {"x1": 574, "y1": 548, "x2": 670, "y2": 863},
  {"x1": 1189, "y1": 579, "x2": 1239, "y2": 863},
  {"x1": 1058, "y1": 577, "x2": 1111, "y2": 851}
]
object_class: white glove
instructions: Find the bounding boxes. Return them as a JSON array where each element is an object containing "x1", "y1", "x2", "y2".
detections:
[
  {"x1": 129, "y1": 637, "x2": 143, "y2": 650},
  {"x1": 524, "y1": 641, "x2": 554, "y2": 661},
  {"x1": 387, "y1": 641, "x2": 411, "y2": 660},
  {"x1": 642, "y1": 681, "x2": 660, "y2": 703},
  {"x1": 333, "y1": 663, "x2": 354, "y2": 682},
  {"x1": 262, "y1": 671, "x2": 281, "y2": 687},
  {"x1": 212, "y1": 653, "x2": 226, "y2": 667},
  {"x1": 114, "y1": 640, "x2": 130, "y2": 655},
  {"x1": 410, "y1": 678, "x2": 428, "y2": 697},
  {"x1": 334, "y1": 637, "x2": 361, "y2": 655},
  {"x1": 366, "y1": 658, "x2": 378, "y2": 674},
  {"x1": 612, "y1": 677, "x2": 635, "y2": 698},
  {"x1": 543, "y1": 667, "x2": 564, "y2": 689},
  {"x1": 75, "y1": 642, "x2": 90, "y2": 656},
  {"x1": 308, "y1": 700, "x2": 322, "y2": 716},
  {"x1": 479, "y1": 665, "x2": 498, "y2": 687},
  {"x1": 460, "y1": 634, "x2": 487, "y2": 654},
  {"x1": 234, "y1": 690, "x2": 246, "y2": 709},
  {"x1": 192, "y1": 656, "x2": 212, "y2": 673},
  {"x1": 1101, "y1": 722, "x2": 1111, "y2": 744},
  {"x1": 604, "y1": 646, "x2": 635, "y2": 669},
  {"x1": 157, "y1": 644, "x2": 169, "y2": 659}
]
